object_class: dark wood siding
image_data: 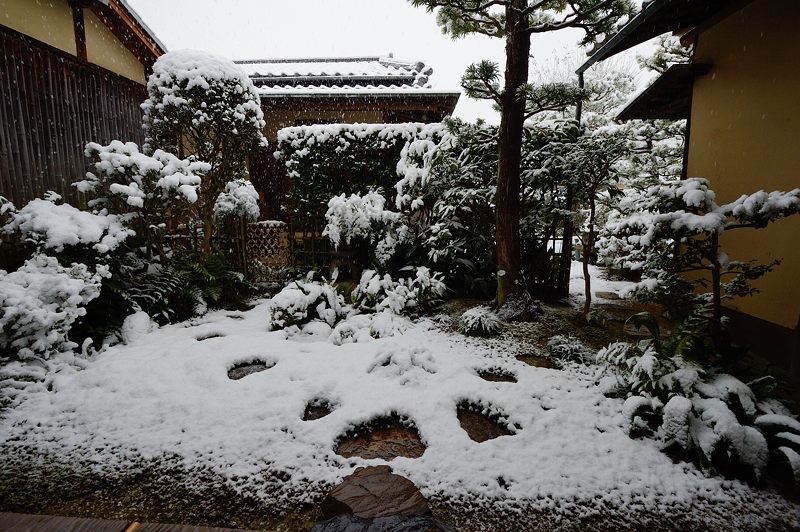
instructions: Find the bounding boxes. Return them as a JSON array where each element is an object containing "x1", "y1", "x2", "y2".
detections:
[{"x1": 0, "y1": 24, "x2": 147, "y2": 207}]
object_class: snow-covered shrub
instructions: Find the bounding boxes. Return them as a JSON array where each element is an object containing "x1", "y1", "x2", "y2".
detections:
[
  {"x1": 329, "y1": 311, "x2": 409, "y2": 345},
  {"x1": 80, "y1": 140, "x2": 207, "y2": 211},
  {"x1": 547, "y1": 335, "x2": 592, "y2": 362},
  {"x1": 78, "y1": 141, "x2": 209, "y2": 259},
  {"x1": 459, "y1": 307, "x2": 502, "y2": 337},
  {"x1": 597, "y1": 330, "x2": 800, "y2": 484},
  {"x1": 0, "y1": 253, "x2": 109, "y2": 361},
  {"x1": 367, "y1": 346, "x2": 437, "y2": 385},
  {"x1": 352, "y1": 268, "x2": 446, "y2": 315},
  {"x1": 323, "y1": 191, "x2": 409, "y2": 265},
  {"x1": 142, "y1": 49, "x2": 267, "y2": 258},
  {"x1": 4, "y1": 193, "x2": 133, "y2": 254},
  {"x1": 601, "y1": 178, "x2": 800, "y2": 349},
  {"x1": 214, "y1": 179, "x2": 260, "y2": 221},
  {"x1": 267, "y1": 274, "x2": 348, "y2": 330}
]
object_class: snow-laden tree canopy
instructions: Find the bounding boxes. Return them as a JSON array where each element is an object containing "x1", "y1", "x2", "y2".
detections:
[
  {"x1": 142, "y1": 49, "x2": 266, "y2": 157},
  {"x1": 79, "y1": 140, "x2": 209, "y2": 209},
  {"x1": 214, "y1": 179, "x2": 260, "y2": 221}
]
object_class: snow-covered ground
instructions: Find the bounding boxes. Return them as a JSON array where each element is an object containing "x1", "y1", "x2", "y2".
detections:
[
  {"x1": 1, "y1": 294, "x2": 798, "y2": 527},
  {"x1": 569, "y1": 260, "x2": 636, "y2": 306}
]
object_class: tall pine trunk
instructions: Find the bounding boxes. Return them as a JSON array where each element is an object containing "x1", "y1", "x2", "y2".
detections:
[{"x1": 495, "y1": 0, "x2": 530, "y2": 306}]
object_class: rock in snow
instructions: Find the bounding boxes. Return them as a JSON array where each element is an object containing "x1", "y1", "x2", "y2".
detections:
[{"x1": 320, "y1": 465, "x2": 431, "y2": 519}]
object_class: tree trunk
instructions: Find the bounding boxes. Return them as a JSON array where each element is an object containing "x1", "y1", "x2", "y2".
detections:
[
  {"x1": 582, "y1": 195, "x2": 596, "y2": 315},
  {"x1": 710, "y1": 232, "x2": 723, "y2": 352},
  {"x1": 495, "y1": 0, "x2": 531, "y2": 306}
]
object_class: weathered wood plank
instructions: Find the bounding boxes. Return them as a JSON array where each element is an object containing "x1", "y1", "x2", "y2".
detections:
[
  {"x1": 0, "y1": 513, "x2": 264, "y2": 532},
  {"x1": 0, "y1": 512, "x2": 130, "y2": 531}
]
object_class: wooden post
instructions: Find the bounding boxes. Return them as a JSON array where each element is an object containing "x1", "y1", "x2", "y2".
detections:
[{"x1": 71, "y1": 6, "x2": 87, "y2": 61}]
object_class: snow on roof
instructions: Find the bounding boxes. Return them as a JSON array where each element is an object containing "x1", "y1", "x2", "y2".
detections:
[{"x1": 235, "y1": 55, "x2": 454, "y2": 95}]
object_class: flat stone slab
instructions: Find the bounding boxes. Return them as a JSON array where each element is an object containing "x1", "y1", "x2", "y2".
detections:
[
  {"x1": 303, "y1": 401, "x2": 333, "y2": 421},
  {"x1": 595, "y1": 291, "x2": 621, "y2": 300},
  {"x1": 320, "y1": 466, "x2": 430, "y2": 520},
  {"x1": 516, "y1": 354, "x2": 559, "y2": 369},
  {"x1": 477, "y1": 369, "x2": 517, "y2": 383},
  {"x1": 227, "y1": 361, "x2": 272, "y2": 380},
  {"x1": 457, "y1": 406, "x2": 513, "y2": 442},
  {"x1": 312, "y1": 515, "x2": 454, "y2": 532},
  {"x1": 335, "y1": 418, "x2": 425, "y2": 461}
]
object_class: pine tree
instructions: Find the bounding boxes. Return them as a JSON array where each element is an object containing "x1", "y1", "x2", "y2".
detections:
[{"x1": 410, "y1": 0, "x2": 634, "y2": 306}]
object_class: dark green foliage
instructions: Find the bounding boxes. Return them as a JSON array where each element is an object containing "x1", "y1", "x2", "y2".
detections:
[{"x1": 274, "y1": 124, "x2": 442, "y2": 231}]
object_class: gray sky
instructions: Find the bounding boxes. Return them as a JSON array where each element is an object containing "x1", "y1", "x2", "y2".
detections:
[{"x1": 128, "y1": 0, "x2": 650, "y2": 123}]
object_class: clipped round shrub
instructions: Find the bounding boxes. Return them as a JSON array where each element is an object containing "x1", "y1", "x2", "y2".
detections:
[{"x1": 459, "y1": 306, "x2": 503, "y2": 337}]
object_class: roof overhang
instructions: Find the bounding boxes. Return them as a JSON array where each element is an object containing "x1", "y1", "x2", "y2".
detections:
[
  {"x1": 616, "y1": 63, "x2": 711, "y2": 121},
  {"x1": 259, "y1": 91, "x2": 461, "y2": 120},
  {"x1": 74, "y1": 0, "x2": 166, "y2": 66},
  {"x1": 577, "y1": 0, "x2": 751, "y2": 74}
]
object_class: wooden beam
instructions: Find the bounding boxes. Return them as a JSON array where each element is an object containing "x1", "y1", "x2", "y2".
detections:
[{"x1": 71, "y1": 6, "x2": 87, "y2": 61}]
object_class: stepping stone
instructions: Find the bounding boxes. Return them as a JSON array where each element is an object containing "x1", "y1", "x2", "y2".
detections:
[
  {"x1": 320, "y1": 466, "x2": 430, "y2": 519},
  {"x1": 516, "y1": 353, "x2": 559, "y2": 369},
  {"x1": 477, "y1": 369, "x2": 517, "y2": 383},
  {"x1": 196, "y1": 332, "x2": 225, "y2": 341},
  {"x1": 303, "y1": 400, "x2": 333, "y2": 421},
  {"x1": 595, "y1": 291, "x2": 621, "y2": 300},
  {"x1": 457, "y1": 404, "x2": 513, "y2": 442},
  {"x1": 312, "y1": 515, "x2": 454, "y2": 532},
  {"x1": 227, "y1": 360, "x2": 272, "y2": 380},
  {"x1": 335, "y1": 417, "x2": 425, "y2": 460}
]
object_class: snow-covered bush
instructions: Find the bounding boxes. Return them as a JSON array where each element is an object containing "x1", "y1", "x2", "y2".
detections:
[
  {"x1": 351, "y1": 268, "x2": 446, "y2": 315},
  {"x1": 4, "y1": 193, "x2": 133, "y2": 254},
  {"x1": 78, "y1": 141, "x2": 209, "y2": 258},
  {"x1": 547, "y1": 335, "x2": 592, "y2": 362},
  {"x1": 459, "y1": 307, "x2": 502, "y2": 337},
  {"x1": 597, "y1": 326, "x2": 800, "y2": 484},
  {"x1": 602, "y1": 178, "x2": 800, "y2": 350},
  {"x1": 323, "y1": 191, "x2": 409, "y2": 265},
  {"x1": 328, "y1": 311, "x2": 409, "y2": 345},
  {"x1": 267, "y1": 274, "x2": 348, "y2": 330},
  {"x1": 214, "y1": 179, "x2": 260, "y2": 221},
  {"x1": 0, "y1": 254, "x2": 109, "y2": 361},
  {"x1": 80, "y1": 140, "x2": 207, "y2": 211},
  {"x1": 142, "y1": 49, "x2": 267, "y2": 258}
]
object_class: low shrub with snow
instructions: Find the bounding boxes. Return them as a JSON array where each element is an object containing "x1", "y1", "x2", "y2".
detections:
[
  {"x1": 597, "y1": 336, "x2": 800, "y2": 485},
  {"x1": 0, "y1": 254, "x2": 109, "y2": 361},
  {"x1": 4, "y1": 193, "x2": 133, "y2": 254},
  {"x1": 329, "y1": 311, "x2": 409, "y2": 345},
  {"x1": 352, "y1": 268, "x2": 446, "y2": 315},
  {"x1": 267, "y1": 274, "x2": 348, "y2": 330},
  {"x1": 459, "y1": 306, "x2": 502, "y2": 337},
  {"x1": 547, "y1": 335, "x2": 593, "y2": 363}
]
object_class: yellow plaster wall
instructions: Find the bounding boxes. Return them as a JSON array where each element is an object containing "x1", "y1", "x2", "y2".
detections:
[
  {"x1": 0, "y1": 0, "x2": 76, "y2": 55},
  {"x1": 264, "y1": 109, "x2": 385, "y2": 139},
  {"x1": 687, "y1": 0, "x2": 800, "y2": 329},
  {"x1": 84, "y1": 9, "x2": 144, "y2": 84}
]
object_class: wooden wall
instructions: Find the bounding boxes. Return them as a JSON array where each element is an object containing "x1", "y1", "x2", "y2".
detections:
[{"x1": 0, "y1": 24, "x2": 147, "y2": 207}]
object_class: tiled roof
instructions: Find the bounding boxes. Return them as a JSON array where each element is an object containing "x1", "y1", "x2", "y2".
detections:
[{"x1": 235, "y1": 55, "x2": 443, "y2": 93}]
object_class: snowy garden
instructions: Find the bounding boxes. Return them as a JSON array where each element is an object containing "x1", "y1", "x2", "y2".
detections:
[{"x1": 2, "y1": 2, "x2": 800, "y2": 531}]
